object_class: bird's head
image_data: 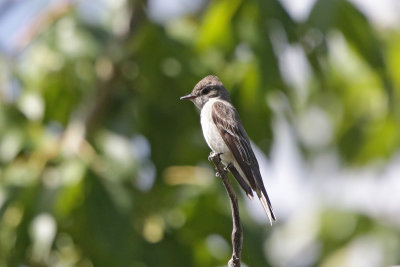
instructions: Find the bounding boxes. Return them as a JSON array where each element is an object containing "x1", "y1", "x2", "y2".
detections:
[{"x1": 180, "y1": 75, "x2": 231, "y2": 109}]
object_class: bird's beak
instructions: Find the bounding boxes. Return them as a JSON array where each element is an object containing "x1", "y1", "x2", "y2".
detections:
[{"x1": 180, "y1": 93, "x2": 196, "y2": 100}]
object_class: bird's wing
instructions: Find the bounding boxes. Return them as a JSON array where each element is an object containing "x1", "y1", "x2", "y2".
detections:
[
  {"x1": 212, "y1": 100, "x2": 276, "y2": 223},
  {"x1": 211, "y1": 101, "x2": 258, "y2": 188},
  {"x1": 227, "y1": 163, "x2": 254, "y2": 199}
]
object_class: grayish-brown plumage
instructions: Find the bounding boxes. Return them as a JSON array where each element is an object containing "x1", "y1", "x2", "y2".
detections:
[{"x1": 180, "y1": 75, "x2": 276, "y2": 224}]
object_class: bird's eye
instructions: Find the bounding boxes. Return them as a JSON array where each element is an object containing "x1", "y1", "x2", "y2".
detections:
[{"x1": 202, "y1": 87, "x2": 211, "y2": 95}]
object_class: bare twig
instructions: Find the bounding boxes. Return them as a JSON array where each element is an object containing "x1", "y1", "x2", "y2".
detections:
[{"x1": 208, "y1": 152, "x2": 242, "y2": 267}]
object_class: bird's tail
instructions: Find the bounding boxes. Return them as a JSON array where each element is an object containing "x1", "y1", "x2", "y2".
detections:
[{"x1": 258, "y1": 191, "x2": 276, "y2": 225}]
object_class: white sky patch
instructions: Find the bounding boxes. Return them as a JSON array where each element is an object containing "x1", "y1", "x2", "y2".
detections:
[
  {"x1": 18, "y1": 91, "x2": 44, "y2": 121},
  {"x1": 29, "y1": 213, "x2": 57, "y2": 262},
  {"x1": 269, "y1": 21, "x2": 312, "y2": 103},
  {"x1": 297, "y1": 106, "x2": 333, "y2": 149},
  {"x1": 279, "y1": 0, "x2": 316, "y2": 22},
  {"x1": 147, "y1": 0, "x2": 204, "y2": 22},
  {"x1": 278, "y1": 44, "x2": 312, "y2": 102},
  {"x1": 0, "y1": 131, "x2": 22, "y2": 163},
  {"x1": 279, "y1": 0, "x2": 400, "y2": 29},
  {"x1": 350, "y1": 0, "x2": 400, "y2": 29}
]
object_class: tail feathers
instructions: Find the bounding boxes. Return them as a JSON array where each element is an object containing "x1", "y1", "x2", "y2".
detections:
[
  {"x1": 227, "y1": 164, "x2": 254, "y2": 200},
  {"x1": 258, "y1": 193, "x2": 276, "y2": 225},
  {"x1": 246, "y1": 192, "x2": 254, "y2": 200}
]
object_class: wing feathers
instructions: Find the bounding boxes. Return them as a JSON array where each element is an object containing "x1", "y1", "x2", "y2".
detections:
[
  {"x1": 212, "y1": 101, "x2": 276, "y2": 224},
  {"x1": 227, "y1": 164, "x2": 254, "y2": 200}
]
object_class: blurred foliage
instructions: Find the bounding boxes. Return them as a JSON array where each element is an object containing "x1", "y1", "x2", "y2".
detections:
[{"x1": 0, "y1": 0, "x2": 399, "y2": 266}]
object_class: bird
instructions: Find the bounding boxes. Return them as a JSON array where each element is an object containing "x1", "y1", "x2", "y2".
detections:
[{"x1": 180, "y1": 75, "x2": 276, "y2": 225}]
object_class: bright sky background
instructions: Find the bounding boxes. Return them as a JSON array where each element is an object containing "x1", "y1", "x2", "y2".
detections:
[{"x1": 1, "y1": 0, "x2": 400, "y2": 53}]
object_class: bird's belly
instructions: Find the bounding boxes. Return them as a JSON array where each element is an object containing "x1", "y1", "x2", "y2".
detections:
[
  {"x1": 201, "y1": 100, "x2": 233, "y2": 165},
  {"x1": 202, "y1": 121, "x2": 228, "y2": 153}
]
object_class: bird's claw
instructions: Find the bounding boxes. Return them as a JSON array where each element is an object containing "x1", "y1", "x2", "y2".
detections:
[
  {"x1": 209, "y1": 151, "x2": 226, "y2": 177},
  {"x1": 224, "y1": 163, "x2": 232, "y2": 172},
  {"x1": 216, "y1": 169, "x2": 227, "y2": 178},
  {"x1": 208, "y1": 151, "x2": 223, "y2": 162}
]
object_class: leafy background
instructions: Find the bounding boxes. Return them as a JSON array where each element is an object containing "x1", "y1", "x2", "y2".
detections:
[{"x1": 0, "y1": 0, "x2": 400, "y2": 266}]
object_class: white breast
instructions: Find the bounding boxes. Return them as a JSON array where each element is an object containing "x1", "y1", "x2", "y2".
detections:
[{"x1": 200, "y1": 99, "x2": 234, "y2": 165}]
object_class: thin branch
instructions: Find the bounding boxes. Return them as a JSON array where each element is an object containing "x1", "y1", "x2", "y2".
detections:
[{"x1": 209, "y1": 152, "x2": 242, "y2": 267}]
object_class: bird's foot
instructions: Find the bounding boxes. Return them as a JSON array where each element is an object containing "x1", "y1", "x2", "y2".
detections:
[
  {"x1": 208, "y1": 152, "x2": 227, "y2": 177},
  {"x1": 224, "y1": 163, "x2": 232, "y2": 172},
  {"x1": 216, "y1": 163, "x2": 231, "y2": 178},
  {"x1": 216, "y1": 168, "x2": 227, "y2": 178},
  {"x1": 208, "y1": 151, "x2": 223, "y2": 162}
]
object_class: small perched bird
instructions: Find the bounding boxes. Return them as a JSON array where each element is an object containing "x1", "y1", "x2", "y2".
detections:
[{"x1": 180, "y1": 75, "x2": 276, "y2": 225}]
